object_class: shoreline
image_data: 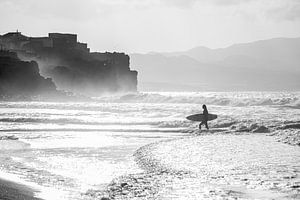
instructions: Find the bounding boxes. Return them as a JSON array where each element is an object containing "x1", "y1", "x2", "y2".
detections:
[
  {"x1": 90, "y1": 132, "x2": 300, "y2": 199},
  {"x1": 0, "y1": 177, "x2": 43, "y2": 200}
]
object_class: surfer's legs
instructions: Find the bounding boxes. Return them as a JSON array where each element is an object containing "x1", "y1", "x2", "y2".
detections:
[
  {"x1": 199, "y1": 121, "x2": 208, "y2": 130},
  {"x1": 199, "y1": 121, "x2": 203, "y2": 129},
  {"x1": 205, "y1": 121, "x2": 209, "y2": 130}
]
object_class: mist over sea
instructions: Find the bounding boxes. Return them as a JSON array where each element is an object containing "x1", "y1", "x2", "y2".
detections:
[{"x1": 0, "y1": 91, "x2": 299, "y2": 199}]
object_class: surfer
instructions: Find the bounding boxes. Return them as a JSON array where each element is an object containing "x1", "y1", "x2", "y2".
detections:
[{"x1": 199, "y1": 104, "x2": 209, "y2": 130}]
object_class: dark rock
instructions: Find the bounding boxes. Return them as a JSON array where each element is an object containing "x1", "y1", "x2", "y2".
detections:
[
  {"x1": 0, "y1": 135, "x2": 18, "y2": 140},
  {"x1": 0, "y1": 50, "x2": 57, "y2": 97},
  {"x1": 252, "y1": 126, "x2": 270, "y2": 133},
  {"x1": 236, "y1": 125, "x2": 250, "y2": 132},
  {"x1": 291, "y1": 185, "x2": 300, "y2": 189},
  {"x1": 282, "y1": 123, "x2": 300, "y2": 129},
  {"x1": 120, "y1": 183, "x2": 128, "y2": 187},
  {"x1": 0, "y1": 32, "x2": 138, "y2": 96}
]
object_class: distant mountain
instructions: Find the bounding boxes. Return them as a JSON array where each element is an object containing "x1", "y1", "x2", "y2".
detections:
[{"x1": 130, "y1": 37, "x2": 300, "y2": 91}]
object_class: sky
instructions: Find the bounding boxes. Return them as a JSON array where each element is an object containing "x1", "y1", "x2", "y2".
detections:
[{"x1": 0, "y1": 0, "x2": 300, "y2": 53}]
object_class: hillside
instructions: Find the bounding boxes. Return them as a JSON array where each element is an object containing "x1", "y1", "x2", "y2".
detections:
[{"x1": 131, "y1": 38, "x2": 300, "y2": 91}]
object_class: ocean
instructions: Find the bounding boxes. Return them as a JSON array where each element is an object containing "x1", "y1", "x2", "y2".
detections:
[{"x1": 0, "y1": 92, "x2": 299, "y2": 199}]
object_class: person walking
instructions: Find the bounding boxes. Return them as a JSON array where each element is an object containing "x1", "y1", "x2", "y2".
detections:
[{"x1": 199, "y1": 104, "x2": 209, "y2": 130}]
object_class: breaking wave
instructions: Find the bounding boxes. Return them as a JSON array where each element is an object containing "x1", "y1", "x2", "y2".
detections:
[
  {"x1": 0, "y1": 135, "x2": 18, "y2": 140},
  {"x1": 0, "y1": 117, "x2": 158, "y2": 126},
  {"x1": 95, "y1": 92, "x2": 300, "y2": 108},
  {"x1": 0, "y1": 139, "x2": 30, "y2": 150},
  {"x1": 0, "y1": 128, "x2": 186, "y2": 133}
]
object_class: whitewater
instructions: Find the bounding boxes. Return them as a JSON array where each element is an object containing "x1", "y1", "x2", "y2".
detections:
[{"x1": 0, "y1": 92, "x2": 299, "y2": 199}]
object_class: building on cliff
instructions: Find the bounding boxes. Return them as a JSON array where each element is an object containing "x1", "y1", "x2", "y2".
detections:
[
  {"x1": 0, "y1": 31, "x2": 28, "y2": 50},
  {"x1": 0, "y1": 31, "x2": 138, "y2": 96}
]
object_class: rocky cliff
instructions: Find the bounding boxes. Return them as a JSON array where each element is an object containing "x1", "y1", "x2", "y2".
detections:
[
  {"x1": 0, "y1": 32, "x2": 138, "y2": 96},
  {"x1": 42, "y1": 50, "x2": 137, "y2": 95},
  {"x1": 0, "y1": 50, "x2": 57, "y2": 98}
]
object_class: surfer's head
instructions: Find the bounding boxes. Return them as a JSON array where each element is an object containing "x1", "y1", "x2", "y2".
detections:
[{"x1": 202, "y1": 104, "x2": 207, "y2": 109}]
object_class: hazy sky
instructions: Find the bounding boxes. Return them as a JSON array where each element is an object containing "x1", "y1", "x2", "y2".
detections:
[{"x1": 1, "y1": 0, "x2": 300, "y2": 53}]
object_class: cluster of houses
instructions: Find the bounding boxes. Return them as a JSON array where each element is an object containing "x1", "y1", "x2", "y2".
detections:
[{"x1": 0, "y1": 31, "x2": 90, "y2": 54}]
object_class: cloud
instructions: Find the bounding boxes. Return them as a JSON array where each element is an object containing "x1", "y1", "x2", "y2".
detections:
[
  {"x1": 1, "y1": 0, "x2": 300, "y2": 25},
  {"x1": 160, "y1": 0, "x2": 255, "y2": 8},
  {"x1": 160, "y1": 0, "x2": 198, "y2": 8},
  {"x1": 286, "y1": 6, "x2": 300, "y2": 20},
  {"x1": 266, "y1": 0, "x2": 300, "y2": 21},
  {"x1": 159, "y1": 0, "x2": 300, "y2": 21},
  {"x1": 0, "y1": 0, "x2": 299, "y2": 53},
  {"x1": 0, "y1": 0, "x2": 115, "y2": 21}
]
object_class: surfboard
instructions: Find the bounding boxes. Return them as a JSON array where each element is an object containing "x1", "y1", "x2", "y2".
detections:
[{"x1": 186, "y1": 113, "x2": 217, "y2": 122}]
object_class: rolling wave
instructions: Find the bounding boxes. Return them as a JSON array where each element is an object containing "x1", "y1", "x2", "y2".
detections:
[
  {"x1": 0, "y1": 140, "x2": 30, "y2": 150},
  {"x1": 1, "y1": 93, "x2": 299, "y2": 113},
  {"x1": 0, "y1": 128, "x2": 187, "y2": 133},
  {"x1": 95, "y1": 92, "x2": 300, "y2": 108},
  {"x1": 0, "y1": 117, "x2": 158, "y2": 126}
]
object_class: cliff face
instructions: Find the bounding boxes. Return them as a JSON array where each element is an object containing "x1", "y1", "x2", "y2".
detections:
[
  {"x1": 0, "y1": 50, "x2": 57, "y2": 97},
  {"x1": 43, "y1": 50, "x2": 137, "y2": 95},
  {"x1": 0, "y1": 32, "x2": 138, "y2": 96}
]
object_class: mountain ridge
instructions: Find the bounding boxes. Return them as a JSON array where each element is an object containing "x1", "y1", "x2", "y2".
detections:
[{"x1": 130, "y1": 37, "x2": 300, "y2": 91}]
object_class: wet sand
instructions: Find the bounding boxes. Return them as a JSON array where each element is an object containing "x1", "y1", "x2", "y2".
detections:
[
  {"x1": 90, "y1": 133, "x2": 300, "y2": 200},
  {"x1": 0, "y1": 178, "x2": 42, "y2": 200}
]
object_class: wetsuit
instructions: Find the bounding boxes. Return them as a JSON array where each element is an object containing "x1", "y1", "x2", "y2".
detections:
[{"x1": 199, "y1": 108, "x2": 209, "y2": 130}]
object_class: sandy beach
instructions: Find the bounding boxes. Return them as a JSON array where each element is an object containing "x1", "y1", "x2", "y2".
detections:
[
  {"x1": 0, "y1": 178, "x2": 42, "y2": 200},
  {"x1": 93, "y1": 133, "x2": 300, "y2": 199},
  {"x1": 0, "y1": 92, "x2": 299, "y2": 199}
]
